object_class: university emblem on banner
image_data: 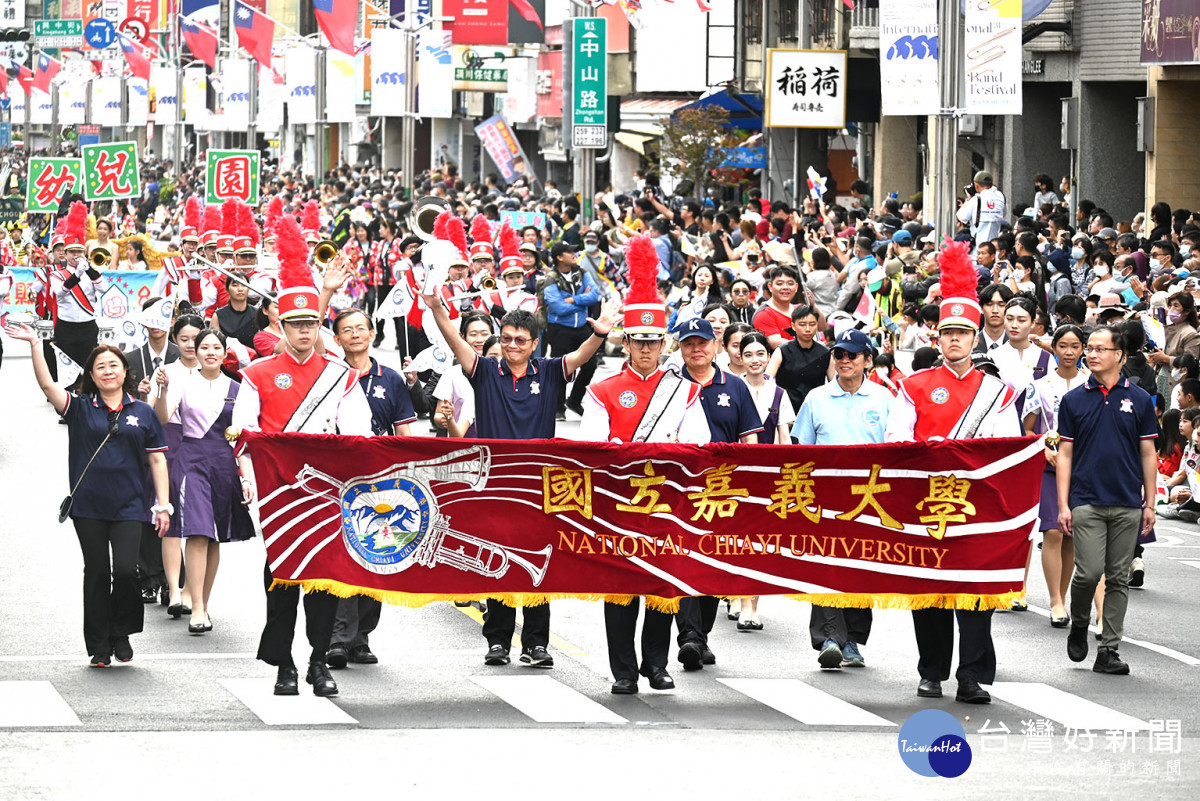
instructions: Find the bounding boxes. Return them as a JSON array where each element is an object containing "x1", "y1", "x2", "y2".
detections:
[{"x1": 339, "y1": 475, "x2": 434, "y2": 572}]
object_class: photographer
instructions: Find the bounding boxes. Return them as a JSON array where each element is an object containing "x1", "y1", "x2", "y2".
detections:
[{"x1": 956, "y1": 170, "x2": 1008, "y2": 248}]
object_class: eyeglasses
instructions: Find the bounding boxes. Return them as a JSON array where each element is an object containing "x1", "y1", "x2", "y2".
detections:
[
  {"x1": 1083, "y1": 346, "x2": 1120, "y2": 355},
  {"x1": 500, "y1": 335, "x2": 532, "y2": 346},
  {"x1": 731, "y1": 288, "x2": 751, "y2": 295},
  {"x1": 832, "y1": 349, "x2": 863, "y2": 361},
  {"x1": 106, "y1": 410, "x2": 120, "y2": 437}
]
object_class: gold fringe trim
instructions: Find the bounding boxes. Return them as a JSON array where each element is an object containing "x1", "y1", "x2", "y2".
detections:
[{"x1": 267, "y1": 579, "x2": 1015, "y2": 613}]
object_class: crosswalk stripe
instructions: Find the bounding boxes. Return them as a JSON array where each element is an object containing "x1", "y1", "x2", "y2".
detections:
[
  {"x1": 470, "y1": 675, "x2": 626, "y2": 724},
  {"x1": 0, "y1": 681, "x2": 80, "y2": 727},
  {"x1": 983, "y1": 682, "x2": 1152, "y2": 731},
  {"x1": 220, "y1": 679, "x2": 358, "y2": 726},
  {"x1": 1178, "y1": 560, "x2": 1200, "y2": 570},
  {"x1": 718, "y1": 678, "x2": 895, "y2": 727}
]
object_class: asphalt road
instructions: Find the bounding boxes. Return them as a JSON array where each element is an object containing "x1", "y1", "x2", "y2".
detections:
[{"x1": 0, "y1": 345, "x2": 1197, "y2": 800}]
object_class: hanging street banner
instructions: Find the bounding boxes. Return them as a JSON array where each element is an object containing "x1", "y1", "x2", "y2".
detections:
[
  {"x1": 879, "y1": 0, "x2": 939, "y2": 116},
  {"x1": 1142, "y1": 0, "x2": 1200, "y2": 64},
  {"x1": 570, "y1": 16, "x2": 607, "y2": 149},
  {"x1": 370, "y1": 27, "x2": 407, "y2": 118},
  {"x1": 963, "y1": 0, "x2": 1023, "y2": 115},
  {"x1": 26, "y1": 157, "x2": 83, "y2": 213},
  {"x1": 205, "y1": 149, "x2": 261, "y2": 205},
  {"x1": 764, "y1": 49, "x2": 848, "y2": 129},
  {"x1": 419, "y1": 28, "x2": 455, "y2": 119},
  {"x1": 239, "y1": 433, "x2": 1043, "y2": 610},
  {"x1": 474, "y1": 114, "x2": 532, "y2": 184},
  {"x1": 2, "y1": 267, "x2": 158, "y2": 352},
  {"x1": 81, "y1": 141, "x2": 140, "y2": 201}
]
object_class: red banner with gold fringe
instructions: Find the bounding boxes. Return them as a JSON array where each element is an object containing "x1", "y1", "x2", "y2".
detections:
[{"x1": 241, "y1": 432, "x2": 1043, "y2": 612}]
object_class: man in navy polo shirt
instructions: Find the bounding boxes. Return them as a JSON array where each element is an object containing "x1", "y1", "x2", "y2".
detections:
[
  {"x1": 674, "y1": 317, "x2": 763, "y2": 670},
  {"x1": 422, "y1": 285, "x2": 619, "y2": 668},
  {"x1": 1057, "y1": 326, "x2": 1158, "y2": 675},
  {"x1": 325, "y1": 309, "x2": 416, "y2": 670}
]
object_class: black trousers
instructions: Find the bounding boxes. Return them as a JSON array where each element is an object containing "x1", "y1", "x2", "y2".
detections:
[
  {"x1": 257, "y1": 562, "x2": 338, "y2": 667},
  {"x1": 73, "y1": 518, "x2": 144, "y2": 657},
  {"x1": 544, "y1": 323, "x2": 599, "y2": 409},
  {"x1": 912, "y1": 608, "x2": 996, "y2": 684},
  {"x1": 367, "y1": 284, "x2": 405, "y2": 348},
  {"x1": 482, "y1": 599, "x2": 550, "y2": 651},
  {"x1": 42, "y1": 339, "x2": 57, "y2": 381},
  {"x1": 331, "y1": 595, "x2": 382, "y2": 649},
  {"x1": 54, "y1": 319, "x2": 99, "y2": 370},
  {"x1": 137, "y1": 522, "x2": 167, "y2": 593},
  {"x1": 675, "y1": 596, "x2": 720, "y2": 646},
  {"x1": 810, "y1": 606, "x2": 873, "y2": 650},
  {"x1": 604, "y1": 599, "x2": 672, "y2": 681}
]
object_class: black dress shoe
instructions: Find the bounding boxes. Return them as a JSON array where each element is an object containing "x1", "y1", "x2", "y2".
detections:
[
  {"x1": 955, "y1": 679, "x2": 991, "y2": 704},
  {"x1": 645, "y1": 667, "x2": 675, "y2": 691},
  {"x1": 113, "y1": 637, "x2": 133, "y2": 663},
  {"x1": 1093, "y1": 647, "x2": 1130, "y2": 675},
  {"x1": 611, "y1": 678, "x2": 638, "y2": 695},
  {"x1": 188, "y1": 622, "x2": 206, "y2": 635},
  {"x1": 701, "y1": 646, "x2": 716, "y2": 665},
  {"x1": 306, "y1": 660, "x2": 339, "y2": 697},
  {"x1": 141, "y1": 588, "x2": 158, "y2": 604},
  {"x1": 917, "y1": 679, "x2": 942, "y2": 698},
  {"x1": 348, "y1": 645, "x2": 378, "y2": 664},
  {"x1": 1067, "y1": 625, "x2": 1089, "y2": 663},
  {"x1": 678, "y1": 641, "x2": 704, "y2": 671},
  {"x1": 274, "y1": 666, "x2": 299, "y2": 696},
  {"x1": 326, "y1": 642, "x2": 349, "y2": 669},
  {"x1": 167, "y1": 603, "x2": 185, "y2": 619}
]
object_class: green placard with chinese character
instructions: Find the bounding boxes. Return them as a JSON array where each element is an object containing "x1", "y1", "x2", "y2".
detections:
[
  {"x1": 26, "y1": 157, "x2": 84, "y2": 213},
  {"x1": 571, "y1": 16, "x2": 607, "y2": 148},
  {"x1": 205, "y1": 150, "x2": 261, "y2": 205},
  {"x1": 81, "y1": 142, "x2": 140, "y2": 202}
]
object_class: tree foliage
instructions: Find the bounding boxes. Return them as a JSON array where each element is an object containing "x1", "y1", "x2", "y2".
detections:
[{"x1": 652, "y1": 106, "x2": 731, "y2": 200}]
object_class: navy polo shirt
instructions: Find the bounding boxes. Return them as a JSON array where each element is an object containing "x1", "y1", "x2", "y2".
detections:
[
  {"x1": 468, "y1": 355, "x2": 572, "y2": 440},
  {"x1": 63, "y1": 392, "x2": 167, "y2": 522},
  {"x1": 359, "y1": 358, "x2": 417, "y2": 436},
  {"x1": 681, "y1": 365, "x2": 764, "y2": 444},
  {"x1": 1058, "y1": 375, "x2": 1157, "y2": 509}
]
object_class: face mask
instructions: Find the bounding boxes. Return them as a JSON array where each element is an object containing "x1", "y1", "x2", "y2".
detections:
[
  {"x1": 1014, "y1": 269, "x2": 1026, "y2": 281},
  {"x1": 585, "y1": 242, "x2": 598, "y2": 253},
  {"x1": 1169, "y1": 309, "x2": 1184, "y2": 324},
  {"x1": 1150, "y1": 258, "x2": 1162, "y2": 271},
  {"x1": 1173, "y1": 368, "x2": 1186, "y2": 381},
  {"x1": 1094, "y1": 265, "x2": 1110, "y2": 277},
  {"x1": 1071, "y1": 247, "x2": 1085, "y2": 260}
]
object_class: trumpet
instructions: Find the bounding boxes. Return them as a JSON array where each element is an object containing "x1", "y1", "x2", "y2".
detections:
[
  {"x1": 414, "y1": 519, "x2": 552, "y2": 587},
  {"x1": 312, "y1": 239, "x2": 339, "y2": 268},
  {"x1": 480, "y1": 275, "x2": 497, "y2": 290},
  {"x1": 408, "y1": 196, "x2": 449, "y2": 242},
  {"x1": 89, "y1": 248, "x2": 112, "y2": 268}
]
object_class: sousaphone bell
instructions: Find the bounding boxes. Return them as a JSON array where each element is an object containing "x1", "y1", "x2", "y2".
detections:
[{"x1": 408, "y1": 196, "x2": 450, "y2": 242}]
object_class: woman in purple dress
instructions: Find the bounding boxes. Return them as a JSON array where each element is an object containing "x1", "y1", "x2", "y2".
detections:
[{"x1": 155, "y1": 329, "x2": 255, "y2": 634}]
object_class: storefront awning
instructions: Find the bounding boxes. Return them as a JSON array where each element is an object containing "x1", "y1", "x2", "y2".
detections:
[
  {"x1": 615, "y1": 132, "x2": 654, "y2": 155},
  {"x1": 678, "y1": 89, "x2": 763, "y2": 130}
]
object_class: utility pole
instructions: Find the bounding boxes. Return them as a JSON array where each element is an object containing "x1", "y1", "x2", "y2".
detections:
[
  {"x1": 247, "y1": 58, "x2": 258, "y2": 149},
  {"x1": 51, "y1": 82, "x2": 60, "y2": 156},
  {"x1": 934, "y1": 0, "x2": 962, "y2": 239},
  {"x1": 400, "y1": 18, "x2": 417, "y2": 199},
  {"x1": 314, "y1": 46, "x2": 327, "y2": 180}
]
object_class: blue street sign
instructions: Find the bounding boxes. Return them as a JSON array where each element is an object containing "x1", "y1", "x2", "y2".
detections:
[
  {"x1": 84, "y1": 19, "x2": 118, "y2": 50},
  {"x1": 0, "y1": 123, "x2": 11, "y2": 148},
  {"x1": 78, "y1": 135, "x2": 100, "y2": 147}
]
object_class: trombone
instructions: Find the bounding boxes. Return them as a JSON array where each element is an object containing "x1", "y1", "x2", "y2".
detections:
[{"x1": 188, "y1": 253, "x2": 278, "y2": 303}]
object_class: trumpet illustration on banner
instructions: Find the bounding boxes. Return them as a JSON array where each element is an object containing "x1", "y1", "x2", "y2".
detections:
[{"x1": 295, "y1": 446, "x2": 552, "y2": 587}]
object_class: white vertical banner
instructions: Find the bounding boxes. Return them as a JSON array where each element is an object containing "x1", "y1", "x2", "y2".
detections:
[
  {"x1": 59, "y1": 78, "x2": 88, "y2": 125},
  {"x1": 326, "y1": 49, "x2": 357, "y2": 124},
  {"x1": 879, "y1": 0, "x2": 939, "y2": 116},
  {"x1": 152, "y1": 62, "x2": 178, "y2": 124},
  {"x1": 257, "y1": 63, "x2": 285, "y2": 131},
  {"x1": 370, "y1": 28, "x2": 407, "y2": 118},
  {"x1": 10, "y1": 84, "x2": 25, "y2": 125},
  {"x1": 127, "y1": 79, "x2": 149, "y2": 126},
  {"x1": 286, "y1": 46, "x2": 317, "y2": 125},
  {"x1": 963, "y1": 0, "x2": 1023, "y2": 115},
  {"x1": 224, "y1": 57, "x2": 251, "y2": 130},
  {"x1": 501, "y1": 57, "x2": 537, "y2": 124},
  {"x1": 418, "y1": 28, "x2": 454, "y2": 119},
  {"x1": 182, "y1": 67, "x2": 208, "y2": 127},
  {"x1": 91, "y1": 77, "x2": 123, "y2": 127},
  {"x1": 30, "y1": 90, "x2": 52, "y2": 125}
]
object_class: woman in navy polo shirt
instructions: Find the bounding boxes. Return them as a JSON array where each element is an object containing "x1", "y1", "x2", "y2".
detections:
[{"x1": 6, "y1": 326, "x2": 169, "y2": 667}]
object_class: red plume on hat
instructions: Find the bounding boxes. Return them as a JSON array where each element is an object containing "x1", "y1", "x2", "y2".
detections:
[
  {"x1": 265, "y1": 196, "x2": 283, "y2": 235},
  {"x1": 275, "y1": 213, "x2": 314, "y2": 291},
  {"x1": 64, "y1": 200, "x2": 89, "y2": 247},
  {"x1": 184, "y1": 195, "x2": 201, "y2": 231},
  {"x1": 301, "y1": 200, "x2": 320, "y2": 234},
  {"x1": 469, "y1": 213, "x2": 492, "y2": 245},
  {"x1": 445, "y1": 215, "x2": 469, "y2": 261},
  {"x1": 235, "y1": 201, "x2": 260, "y2": 246},
  {"x1": 221, "y1": 200, "x2": 238, "y2": 236},
  {"x1": 936, "y1": 236, "x2": 981, "y2": 331},
  {"x1": 498, "y1": 222, "x2": 520, "y2": 260},
  {"x1": 432, "y1": 210, "x2": 451, "y2": 242},
  {"x1": 201, "y1": 202, "x2": 221, "y2": 234},
  {"x1": 622, "y1": 234, "x2": 667, "y2": 337}
]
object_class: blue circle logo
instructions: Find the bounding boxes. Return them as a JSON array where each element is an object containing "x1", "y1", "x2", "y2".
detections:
[
  {"x1": 897, "y1": 709, "x2": 973, "y2": 778},
  {"x1": 931, "y1": 387, "x2": 950, "y2": 404},
  {"x1": 861, "y1": 408, "x2": 881, "y2": 427},
  {"x1": 340, "y1": 475, "x2": 433, "y2": 574},
  {"x1": 618, "y1": 390, "x2": 637, "y2": 408},
  {"x1": 274, "y1": 373, "x2": 293, "y2": 389}
]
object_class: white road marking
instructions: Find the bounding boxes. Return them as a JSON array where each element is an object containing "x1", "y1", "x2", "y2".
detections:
[
  {"x1": 469, "y1": 675, "x2": 626, "y2": 724},
  {"x1": 1178, "y1": 560, "x2": 1200, "y2": 570},
  {"x1": 983, "y1": 682, "x2": 1152, "y2": 731},
  {"x1": 220, "y1": 679, "x2": 357, "y2": 726},
  {"x1": 718, "y1": 678, "x2": 895, "y2": 727},
  {"x1": 0, "y1": 681, "x2": 80, "y2": 727},
  {"x1": 1026, "y1": 604, "x2": 1200, "y2": 666}
]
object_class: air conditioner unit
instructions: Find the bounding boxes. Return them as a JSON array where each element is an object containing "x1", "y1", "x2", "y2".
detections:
[{"x1": 959, "y1": 115, "x2": 982, "y2": 136}]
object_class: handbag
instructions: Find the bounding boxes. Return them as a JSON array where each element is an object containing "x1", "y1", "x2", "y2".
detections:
[{"x1": 59, "y1": 411, "x2": 119, "y2": 523}]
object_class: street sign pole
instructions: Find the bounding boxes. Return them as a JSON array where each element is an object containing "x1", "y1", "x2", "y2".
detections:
[
  {"x1": 569, "y1": 9, "x2": 605, "y2": 224},
  {"x1": 315, "y1": 46, "x2": 327, "y2": 180},
  {"x1": 934, "y1": 0, "x2": 962, "y2": 242},
  {"x1": 51, "y1": 82, "x2": 60, "y2": 156}
]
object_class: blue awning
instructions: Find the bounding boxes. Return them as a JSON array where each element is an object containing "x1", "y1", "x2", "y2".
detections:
[{"x1": 677, "y1": 90, "x2": 763, "y2": 130}]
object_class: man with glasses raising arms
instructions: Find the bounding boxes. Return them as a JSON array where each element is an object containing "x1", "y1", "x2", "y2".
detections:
[{"x1": 421, "y1": 280, "x2": 619, "y2": 669}]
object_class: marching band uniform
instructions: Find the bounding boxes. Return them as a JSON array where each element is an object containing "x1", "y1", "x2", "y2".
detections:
[
  {"x1": 51, "y1": 228, "x2": 107, "y2": 371},
  {"x1": 885, "y1": 252, "x2": 1020, "y2": 704}
]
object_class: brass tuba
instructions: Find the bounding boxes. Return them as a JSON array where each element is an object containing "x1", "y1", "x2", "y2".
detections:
[
  {"x1": 312, "y1": 239, "x2": 339, "y2": 268},
  {"x1": 408, "y1": 196, "x2": 449, "y2": 242},
  {"x1": 89, "y1": 248, "x2": 112, "y2": 268}
]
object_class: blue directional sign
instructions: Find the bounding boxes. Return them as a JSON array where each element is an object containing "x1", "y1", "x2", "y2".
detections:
[{"x1": 84, "y1": 19, "x2": 118, "y2": 50}]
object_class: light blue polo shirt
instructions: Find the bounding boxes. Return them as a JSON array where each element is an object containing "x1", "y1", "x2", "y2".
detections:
[{"x1": 792, "y1": 377, "x2": 892, "y2": 445}]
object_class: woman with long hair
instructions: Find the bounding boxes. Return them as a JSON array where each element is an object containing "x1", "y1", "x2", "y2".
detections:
[
  {"x1": 253, "y1": 298, "x2": 283, "y2": 358},
  {"x1": 4, "y1": 328, "x2": 169, "y2": 666}
]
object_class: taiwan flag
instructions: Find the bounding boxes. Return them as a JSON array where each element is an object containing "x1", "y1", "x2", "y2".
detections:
[
  {"x1": 313, "y1": 0, "x2": 357, "y2": 56},
  {"x1": 181, "y1": 17, "x2": 220, "y2": 70},
  {"x1": 234, "y1": 0, "x2": 275, "y2": 66},
  {"x1": 17, "y1": 65, "x2": 33, "y2": 96},
  {"x1": 33, "y1": 53, "x2": 61, "y2": 94},
  {"x1": 119, "y1": 33, "x2": 152, "y2": 81}
]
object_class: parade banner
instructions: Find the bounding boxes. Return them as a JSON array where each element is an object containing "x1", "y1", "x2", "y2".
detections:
[
  {"x1": 3, "y1": 267, "x2": 158, "y2": 352},
  {"x1": 764, "y1": 49, "x2": 847, "y2": 129},
  {"x1": 9, "y1": 85, "x2": 26, "y2": 125},
  {"x1": 26, "y1": 157, "x2": 83, "y2": 213},
  {"x1": 370, "y1": 27, "x2": 407, "y2": 118},
  {"x1": 242, "y1": 433, "x2": 1044, "y2": 611},
  {"x1": 205, "y1": 149, "x2": 261, "y2": 205},
  {"x1": 963, "y1": 0, "x2": 1022, "y2": 115},
  {"x1": 182, "y1": 67, "x2": 209, "y2": 125},
  {"x1": 474, "y1": 114, "x2": 531, "y2": 183},
  {"x1": 418, "y1": 28, "x2": 455, "y2": 119},
  {"x1": 879, "y1": 0, "x2": 938, "y2": 116},
  {"x1": 81, "y1": 141, "x2": 140, "y2": 201},
  {"x1": 30, "y1": 90, "x2": 53, "y2": 125}
]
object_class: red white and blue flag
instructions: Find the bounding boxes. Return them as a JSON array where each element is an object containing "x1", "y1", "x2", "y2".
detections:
[
  {"x1": 32, "y1": 53, "x2": 61, "y2": 94},
  {"x1": 313, "y1": 0, "x2": 357, "y2": 56},
  {"x1": 118, "y1": 32, "x2": 152, "y2": 81},
  {"x1": 181, "y1": 17, "x2": 220, "y2": 70},
  {"x1": 234, "y1": 0, "x2": 275, "y2": 66}
]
